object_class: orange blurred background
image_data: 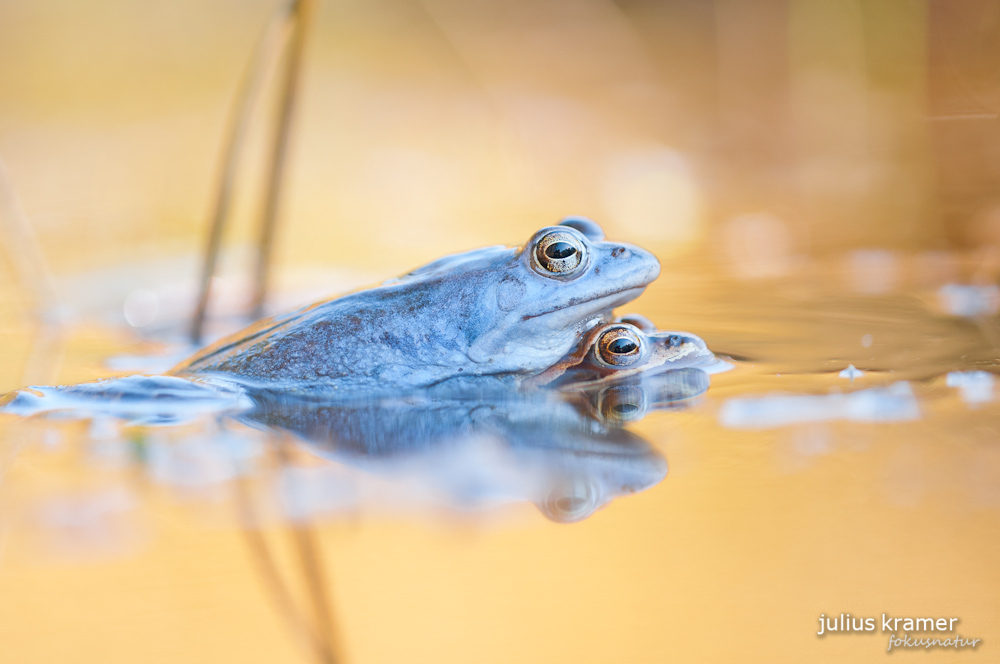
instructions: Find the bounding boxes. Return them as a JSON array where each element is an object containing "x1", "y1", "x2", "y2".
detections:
[{"x1": 0, "y1": 0, "x2": 997, "y2": 279}]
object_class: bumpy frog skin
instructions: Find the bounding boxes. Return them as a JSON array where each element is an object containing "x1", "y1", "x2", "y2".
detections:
[
  {"x1": 172, "y1": 220, "x2": 660, "y2": 391},
  {"x1": 525, "y1": 319, "x2": 715, "y2": 389}
]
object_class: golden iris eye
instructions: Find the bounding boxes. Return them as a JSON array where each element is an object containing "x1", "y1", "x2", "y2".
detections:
[
  {"x1": 596, "y1": 326, "x2": 642, "y2": 366},
  {"x1": 533, "y1": 230, "x2": 586, "y2": 277}
]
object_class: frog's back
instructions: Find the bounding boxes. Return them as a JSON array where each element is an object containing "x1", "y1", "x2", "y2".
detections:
[{"x1": 172, "y1": 279, "x2": 483, "y2": 390}]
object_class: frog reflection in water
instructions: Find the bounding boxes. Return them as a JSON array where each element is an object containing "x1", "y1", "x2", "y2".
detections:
[
  {"x1": 172, "y1": 219, "x2": 660, "y2": 391},
  {"x1": 243, "y1": 367, "x2": 708, "y2": 523}
]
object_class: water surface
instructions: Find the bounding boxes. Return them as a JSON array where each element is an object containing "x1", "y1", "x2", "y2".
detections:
[{"x1": 0, "y1": 259, "x2": 997, "y2": 664}]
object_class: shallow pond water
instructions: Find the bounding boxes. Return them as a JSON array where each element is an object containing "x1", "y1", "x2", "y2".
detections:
[{"x1": 0, "y1": 256, "x2": 997, "y2": 664}]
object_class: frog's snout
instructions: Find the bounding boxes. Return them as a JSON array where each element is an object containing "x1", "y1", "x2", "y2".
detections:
[
  {"x1": 607, "y1": 241, "x2": 661, "y2": 285},
  {"x1": 667, "y1": 331, "x2": 710, "y2": 354},
  {"x1": 683, "y1": 332, "x2": 708, "y2": 351}
]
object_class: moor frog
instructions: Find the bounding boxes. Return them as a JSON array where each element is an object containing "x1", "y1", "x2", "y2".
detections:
[{"x1": 172, "y1": 219, "x2": 660, "y2": 391}]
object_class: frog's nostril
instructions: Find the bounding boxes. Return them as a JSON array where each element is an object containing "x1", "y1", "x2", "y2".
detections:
[{"x1": 611, "y1": 246, "x2": 629, "y2": 258}]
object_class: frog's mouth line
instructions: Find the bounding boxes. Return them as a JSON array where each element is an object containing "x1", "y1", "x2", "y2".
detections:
[{"x1": 522, "y1": 287, "x2": 647, "y2": 323}]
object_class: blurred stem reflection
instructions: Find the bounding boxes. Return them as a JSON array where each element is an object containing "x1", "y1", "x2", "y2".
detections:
[{"x1": 235, "y1": 432, "x2": 342, "y2": 664}]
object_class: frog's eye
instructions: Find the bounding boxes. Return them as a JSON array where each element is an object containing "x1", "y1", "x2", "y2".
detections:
[
  {"x1": 596, "y1": 325, "x2": 643, "y2": 366},
  {"x1": 532, "y1": 230, "x2": 587, "y2": 278}
]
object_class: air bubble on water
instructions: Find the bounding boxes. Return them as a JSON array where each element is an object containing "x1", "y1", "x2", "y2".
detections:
[{"x1": 840, "y1": 364, "x2": 864, "y2": 380}]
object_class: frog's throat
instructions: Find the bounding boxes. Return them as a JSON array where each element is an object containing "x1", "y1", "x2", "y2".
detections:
[
  {"x1": 465, "y1": 287, "x2": 646, "y2": 367},
  {"x1": 520, "y1": 286, "x2": 647, "y2": 323},
  {"x1": 521, "y1": 323, "x2": 609, "y2": 389}
]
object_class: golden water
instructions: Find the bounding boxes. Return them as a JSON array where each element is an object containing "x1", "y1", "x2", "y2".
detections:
[{"x1": 0, "y1": 265, "x2": 997, "y2": 664}]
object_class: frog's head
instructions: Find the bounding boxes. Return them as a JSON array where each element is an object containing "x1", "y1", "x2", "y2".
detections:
[
  {"x1": 461, "y1": 219, "x2": 660, "y2": 374},
  {"x1": 592, "y1": 324, "x2": 713, "y2": 373},
  {"x1": 524, "y1": 320, "x2": 714, "y2": 389}
]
